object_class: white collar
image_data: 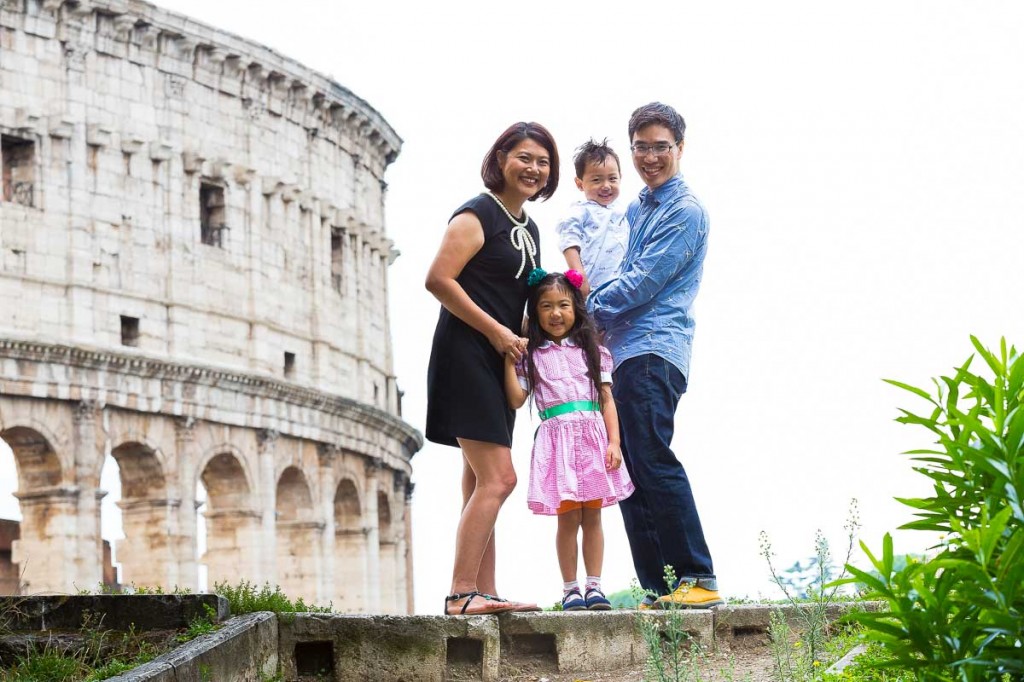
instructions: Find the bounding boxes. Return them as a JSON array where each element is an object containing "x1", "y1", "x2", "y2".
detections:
[{"x1": 538, "y1": 337, "x2": 577, "y2": 349}]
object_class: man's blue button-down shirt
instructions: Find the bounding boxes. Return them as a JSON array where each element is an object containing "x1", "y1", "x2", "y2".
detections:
[{"x1": 587, "y1": 174, "x2": 709, "y2": 380}]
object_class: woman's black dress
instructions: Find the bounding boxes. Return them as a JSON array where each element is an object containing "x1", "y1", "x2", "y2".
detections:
[{"x1": 425, "y1": 194, "x2": 541, "y2": 448}]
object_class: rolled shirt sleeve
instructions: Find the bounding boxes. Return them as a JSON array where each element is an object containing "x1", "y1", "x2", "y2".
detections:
[{"x1": 590, "y1": 201, "x2": 702, "y2": 325}]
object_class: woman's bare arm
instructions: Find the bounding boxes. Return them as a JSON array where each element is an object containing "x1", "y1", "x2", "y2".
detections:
[{"x1": 425, "y1": 211, "x2": 525, "y2": 358}]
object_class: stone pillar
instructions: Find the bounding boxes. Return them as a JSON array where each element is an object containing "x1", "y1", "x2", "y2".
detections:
[
  {"x1": 71, "y1": 400, "x2": 103, "y2": 589},
  {"x1": 11, "y1": 486, "x2": 81, "y2": 593},
  {"x1": 379, "y1": 537, "x2": 397, "y2": 614},
  {"x1": 317, "y1": 444, "x2": 337, "y2": 606},
  {"x1": 115, "y1": 497, "x2": 182, "y2": 589},
  {"x1": 363, "y1": 457, "x2": 381, "y2": 613},
  {"x1": 276, "y1": 519, "x2": 324, "y2": 605},
  {"x1": 202, "y1": 508, "x2": 261, "y2": 589},
  {"x1": 257, "y1": 429, "x2": 278, "y2": 584},
  {"x1": 404, "y1": 480, "x2": 415, "y2": 615},
  {"x1": 173, "y1": 417, "x2": 199, "y2": 590}
]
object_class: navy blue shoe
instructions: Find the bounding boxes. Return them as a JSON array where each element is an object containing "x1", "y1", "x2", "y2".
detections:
[
  {"x1": 561, "y1": 588, "x2": 586, "y2": 611},
  {"x1": 585, "y1": 587, "x2": 612, "y2": 610}
]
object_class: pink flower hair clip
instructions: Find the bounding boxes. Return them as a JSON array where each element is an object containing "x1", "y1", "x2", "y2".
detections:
[{"x1": 564, "y1": 269, "x2": 584, "y2": 290}]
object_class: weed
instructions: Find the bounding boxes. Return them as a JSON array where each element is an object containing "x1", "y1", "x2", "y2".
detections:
[
  {"x1": 177, "y1": 603, "x2": 220, "y2": 643},
  {"x1": 759, "y1": 499, "x2": 861, "y2": 680},
  {"x1": 213, "y1": 580, "x2": 332, "y2": 618}
]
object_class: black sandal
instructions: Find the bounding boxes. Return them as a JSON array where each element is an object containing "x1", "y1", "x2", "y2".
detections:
[{"x1": 444, "y1": 591, "x2": 482, "y2": 615}]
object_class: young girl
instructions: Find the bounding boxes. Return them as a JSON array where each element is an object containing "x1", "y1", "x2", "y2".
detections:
[{"x1": 504, "y1": 269, "x2": 634, "y2": 611}]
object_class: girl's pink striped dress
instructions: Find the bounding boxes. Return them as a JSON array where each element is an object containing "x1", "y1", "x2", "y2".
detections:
[{"x1": 516, "y1": 339, "x2": 634, "y2": 515}]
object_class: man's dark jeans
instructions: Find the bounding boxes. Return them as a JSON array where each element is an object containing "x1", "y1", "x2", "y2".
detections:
[{"x1": 613, "y1": 353, "x2": 715, "y2": 594}]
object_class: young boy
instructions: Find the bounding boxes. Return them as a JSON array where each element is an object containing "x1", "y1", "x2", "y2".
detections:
[{"x1": 556, "y1": 139, "x2": 629, "y2": 297}]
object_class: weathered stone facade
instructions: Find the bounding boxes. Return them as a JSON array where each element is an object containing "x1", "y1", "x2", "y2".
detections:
[{"x1": 0, "y1": 0, "x2": 421, "y2": 613}]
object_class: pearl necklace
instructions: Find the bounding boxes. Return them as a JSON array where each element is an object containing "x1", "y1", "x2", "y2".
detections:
[{"x1": 485, "y1": 190, "x2": 537, "y2": 279}]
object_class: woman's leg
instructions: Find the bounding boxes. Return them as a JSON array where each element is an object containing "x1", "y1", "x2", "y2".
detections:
[
  {"x1": 449, "y1": 438, "x2": 516, "y2": 606},
  {"x1": 580, "y1": 507, "x2": 604, "y2": 579},
  {"x1": 556, "y1": 508, "x2": 582, "y2": 583},
  {"x1": 461, "y1": 455, "x2": 497, "y2": 595}
]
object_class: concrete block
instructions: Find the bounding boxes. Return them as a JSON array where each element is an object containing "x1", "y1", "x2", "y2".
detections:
[{"x1": 279, "y1": 613, "x2": 500, "y2": 682}]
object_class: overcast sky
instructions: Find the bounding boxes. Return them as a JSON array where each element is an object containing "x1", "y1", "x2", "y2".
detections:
[{"x1": 4, "y1": 0, "x2": 1024, "y2": 612}]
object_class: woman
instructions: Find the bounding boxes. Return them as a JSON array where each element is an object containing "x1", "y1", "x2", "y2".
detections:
[{"x1": 425, "y1": 122, "x2": 560, "y2": 615}]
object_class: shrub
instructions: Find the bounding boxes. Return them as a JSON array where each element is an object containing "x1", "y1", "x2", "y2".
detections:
[{"x1": 839, "y1": 337, "x2": 1024, "y2": 680}]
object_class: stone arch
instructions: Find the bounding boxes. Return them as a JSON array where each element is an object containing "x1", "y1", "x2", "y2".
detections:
[
  {"x1": 1, "y1": 426, "x2": 63, "y2": 491},
  {"x1": 197, "y1": 447, "x2": 254, "y2": 511},
  {"x1": 197, "y1": 449, "x2": 259, "y2": 589},
  {"x1": 0, "y1": 425, "x2": 75, "y2": 593},
  {"x1": 111, "y1": 441, "x2": 167, "y2": 500},
  {"x1": 334, "y1": 478, "x2": 362, "y2": 531},
  {"x1": 333, "y1": 477, "x2": 367, "y2": 612},
  {"x1": 276, "y1": 466, "x2": 322, "y2": 603},
  {"x1": 108, "y1": 440, "x2": 177, "y2": 589}
]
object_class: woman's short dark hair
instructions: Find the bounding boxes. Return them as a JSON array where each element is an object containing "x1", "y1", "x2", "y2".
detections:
[
  {"x1": 481, "y1": 122, "x2": 560, "y2": 202},
  {"x1": 628, "y1": 102, "x2": 686, "y2": 143}
]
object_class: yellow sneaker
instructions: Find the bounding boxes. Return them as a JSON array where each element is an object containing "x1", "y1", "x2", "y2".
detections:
[{"x1": 654, "y1": 584, "x2": 724, "y2": 609}]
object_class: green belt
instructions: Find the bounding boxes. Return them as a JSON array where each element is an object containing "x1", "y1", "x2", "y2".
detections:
[{"x1": 539, "y1": 400, "x2": 600, "y2": 421}]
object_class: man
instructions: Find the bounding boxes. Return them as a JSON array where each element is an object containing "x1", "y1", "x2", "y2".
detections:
[{"x1": 588, "y1": 102, "x2": 721, "y2": 608}]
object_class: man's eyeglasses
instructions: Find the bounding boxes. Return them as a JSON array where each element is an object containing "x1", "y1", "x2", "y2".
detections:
[{"x1": 630, "y1": 142, "x2": 676, "y2": 157}]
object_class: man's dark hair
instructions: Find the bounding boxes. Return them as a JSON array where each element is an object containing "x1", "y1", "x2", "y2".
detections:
[
  {"x1": 572, "y1": 138, "x2": 621, "y2": 179},
  {"x1": 628, "y1": 102, "x2": 686, "y2": 143},
  {"x1": 481, "y1": 122, "x2": 560, "y2": 202}
]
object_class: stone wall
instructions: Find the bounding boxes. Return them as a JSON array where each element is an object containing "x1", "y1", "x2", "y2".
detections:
[{"x1": 0, "y1": 0, "x2": 421, "y2": 613}]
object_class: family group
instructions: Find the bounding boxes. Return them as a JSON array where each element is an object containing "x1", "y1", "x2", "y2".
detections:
[{"x1": 424, "y1": 102, "x2": 719, "y2": 616}]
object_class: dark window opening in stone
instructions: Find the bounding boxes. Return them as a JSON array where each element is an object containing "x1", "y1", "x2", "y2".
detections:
[
  {"x1": 199, "y1": 181, "x2": 226, "y2": 247},
  {"x1": 120, "y1": 316, "x2": 140, "y2": 347},
  {"x1": 294, "y1": 641, "x2": 334, "y2": 676},
  {"x1": 447, "y1": 637, "x2": 484, "y2": 675},
  {"x1": 284, "y1": 351, "x2": 296, "y2": 379},
  {"x1": 330, "y1": 227, "x2": 344, "y2": 293},
  {"x1": 2, "y1": 135, "x2": 36, "y2": 207}
]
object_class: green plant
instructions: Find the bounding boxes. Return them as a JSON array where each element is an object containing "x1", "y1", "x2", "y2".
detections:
[
  {"x1": 838, "y1": 337, "x2": 1024, "y2": 680},
  {"x1": 759, "y1": 498, "x2": 861, "y2": 680},
  {"x1": 213, "y1": 580, "x2": 333, "y2": 617},
  {"x1": 635, "y1": 566, "x2": 707, "y2": 682},
  {"x1": 177, "y1": 603, "x2": 220, "y2": 643},
  {"x1": 1, "y1": 648, "x2": 85, "y2": 682}
]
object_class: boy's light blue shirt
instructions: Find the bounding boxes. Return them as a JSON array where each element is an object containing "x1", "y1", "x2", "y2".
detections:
[{"x1": 587, "y1": 174, "x2": 709, "y2": 380}]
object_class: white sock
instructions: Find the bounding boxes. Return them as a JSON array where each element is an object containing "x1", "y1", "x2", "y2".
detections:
[
  {"x1": 563, "y1": 580, "x2": 579, "y2": 595},
  {"x1": 585, "y1": 576, "x2": 601, "y2": 591}
]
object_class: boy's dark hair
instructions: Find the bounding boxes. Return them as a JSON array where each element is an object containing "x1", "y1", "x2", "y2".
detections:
[
  {"x1": 628, "y1": 102, "x2": 686, "y2": 143},
  {"x1": 524, "y1": 273, "x2": 605, "y2": 409},
  {"x1": 573, "y1": 138, "x2": 620, "y2": 179},
  {"x1": 481, "y1": 122, "x2": 560, "y2": 202}
]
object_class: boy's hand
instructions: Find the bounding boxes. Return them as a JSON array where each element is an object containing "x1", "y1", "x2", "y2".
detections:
[{"x1": 605, "y1": 442, "x2": 622, "y2": 470}]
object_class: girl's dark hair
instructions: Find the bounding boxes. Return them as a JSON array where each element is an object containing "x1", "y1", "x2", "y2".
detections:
[
  {"x1": 573, "y1": 138, "x2": 620, "y2": 179},
  {"x1": 481, "y1": 122, "x2": 560, "y2": 202},
  {"x1": 524, "y1": 273, "x2": 604, "y2": 408}
]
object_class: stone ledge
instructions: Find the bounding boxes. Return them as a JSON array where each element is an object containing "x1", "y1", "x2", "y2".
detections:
[
  {"x1": 106, "y1": 611, "x2": 278, "y2": 682},
  {"x1": 0, "y1": 594, "x2": 228, "y2": 632}
]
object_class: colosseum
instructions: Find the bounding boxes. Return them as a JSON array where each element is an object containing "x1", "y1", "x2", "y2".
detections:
[{"x1": 0, "y1": 0, "x2": 422, "y2": 614}]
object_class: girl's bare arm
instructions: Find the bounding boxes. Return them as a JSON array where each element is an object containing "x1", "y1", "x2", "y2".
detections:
[
  {"x1": 504, "y1": 353, "x2": 528, "y2": 409},
  {"x1": 600, "y1": 383, "x2": 622, "y2": 469}
]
